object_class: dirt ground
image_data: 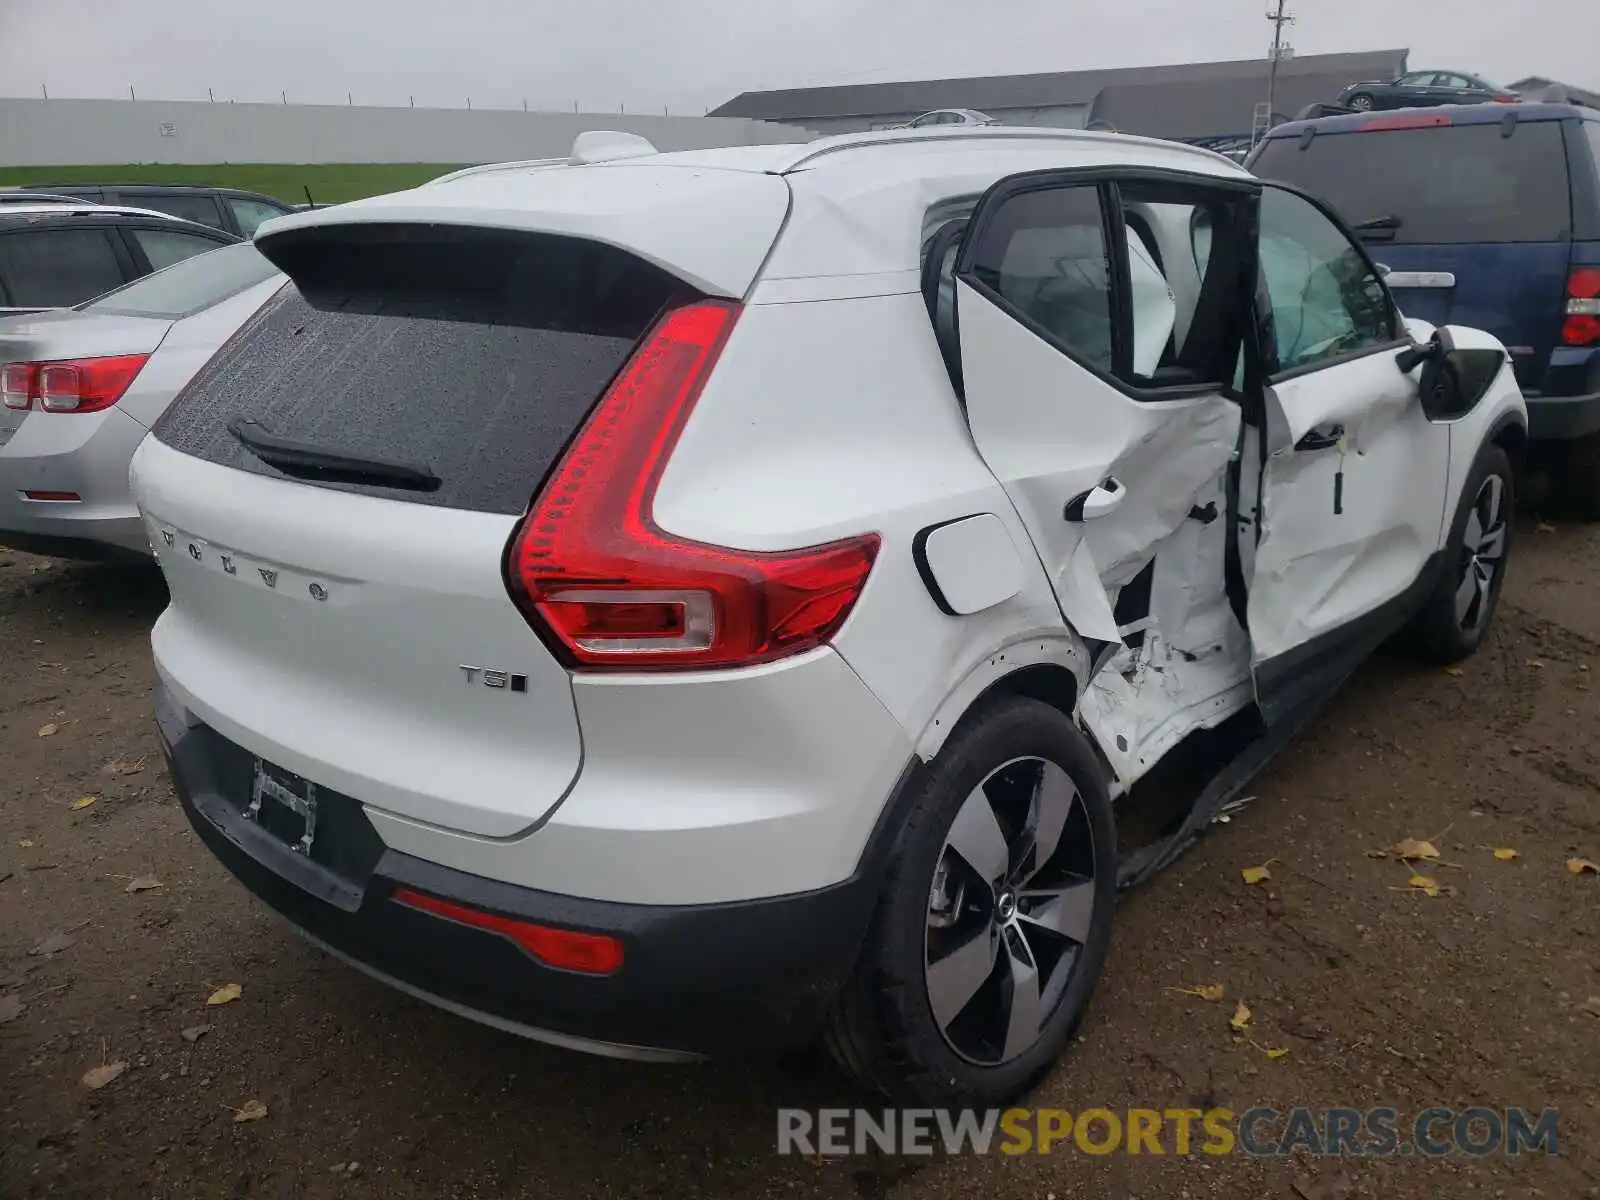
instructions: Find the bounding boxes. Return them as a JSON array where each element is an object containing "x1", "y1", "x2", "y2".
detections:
[{"x1": 2, "y1": 513, "x2": 1599, "y2": 1199}]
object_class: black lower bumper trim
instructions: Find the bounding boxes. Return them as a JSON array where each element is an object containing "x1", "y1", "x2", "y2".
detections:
[
  {"x1": 156, "y1": 684, "x2": 915, "y2": 1059},
  {"x1": 1526, "y1": 391, "x2": 1600, "y2": 442}
]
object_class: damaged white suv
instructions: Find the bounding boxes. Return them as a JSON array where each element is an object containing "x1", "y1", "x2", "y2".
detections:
[{"x1": 131, "y1": 127, "x2": 1524, "y2": 1106}]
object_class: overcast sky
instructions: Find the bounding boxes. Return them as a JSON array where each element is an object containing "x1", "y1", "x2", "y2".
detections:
[{"x1": 1, "y1": 0, "x2": 1592, "y2": 113}]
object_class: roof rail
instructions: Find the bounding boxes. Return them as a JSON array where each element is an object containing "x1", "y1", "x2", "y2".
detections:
[{"x1": 770, "y1": 125, "x2": 1242, "y2": 173}]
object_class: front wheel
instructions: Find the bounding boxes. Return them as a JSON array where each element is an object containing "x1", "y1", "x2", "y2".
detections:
[
  {"x1": 825, "y1": 696, "x2": 1117, "y2": 1106},
  {"x1": 1347, "y1": 93, "x2": 1375, "y2": 111},
  {"x1": 1406, "y1": 443, "x2": 1514, "y2": 663}
]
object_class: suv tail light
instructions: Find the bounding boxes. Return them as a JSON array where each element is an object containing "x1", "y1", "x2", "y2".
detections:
[
  {"x1": 507, "y1": 299, "x2": 880, "y2": 672},
  {"x1": 0, "y1": 354, "x2": 150, "y2": 413},
  {"x1": 1563, "y1": 267, "x2": 1600, "y2": 347}
]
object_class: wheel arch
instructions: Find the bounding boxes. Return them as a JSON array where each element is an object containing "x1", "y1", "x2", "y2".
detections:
[{"x1": 1488, "y1": 410, "x2": 1528, "y2": 470}]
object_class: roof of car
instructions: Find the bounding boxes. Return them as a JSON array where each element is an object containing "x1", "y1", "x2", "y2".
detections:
[
  {"x1": 1264, "y1": 100, "x2": 1595, "y2": 140},
  {"x1": 4, "y1": 182, "x2": 283, "y2": 199},
  {"x1": 0, "y1": 202, "x2": 235, "y2": 230}
]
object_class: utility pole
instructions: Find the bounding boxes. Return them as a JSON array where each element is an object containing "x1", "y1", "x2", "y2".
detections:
[{"x1": 1257, "y1": 0, "x2": 1295, "y2": 148}]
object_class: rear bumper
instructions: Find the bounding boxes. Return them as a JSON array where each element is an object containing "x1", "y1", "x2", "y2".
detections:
[
  {"x1": 157, "y1": 683, "x2": 917, "y2": 1059},
  {"x1": 0, "y1": 406, "x2": 153, "y2": 558},
  {"x1": 1525, "y1": 390, "x2": 1600, "y2": 441}
]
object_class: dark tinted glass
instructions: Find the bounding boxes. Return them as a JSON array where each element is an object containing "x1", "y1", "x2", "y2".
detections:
[
  {"x1": 1251, "y1": 121, "x2": 1571, "y2": 244},
  {"x1": 965, "y1": 185, "x2": 1114, "y2": 373},
  {"x1": 0, "y1": 227, "x2": 125, "y2": 307},
  {"x1": 120, "y1": 192, "x2": 226, "y2": 229},
  {"x1": 153, "y1": 227, "x2": 686, "y2": 516}
]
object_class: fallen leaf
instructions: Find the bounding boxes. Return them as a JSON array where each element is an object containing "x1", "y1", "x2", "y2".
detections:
[
  {"x1": 1536, "y1": 521, "x2": 1557, "y2": 533},
  {"x1": 1240, "y1": 864, "x2": 1272, "y2": 885},
  {"x1": 232, "y1": 1099, "x2": 268, "y2": 1123},
  {"x1": 81, "y1": 1061, "x2": 127, "y2": 1090},
  {"x1": 1405, "y1": 874, "x2": 1442, "y2": 897},
  {"x1": 1167, "y1": 983, "x2": 1226, "y2": 1002},
  {"x1": 181, "y1": 1023, "x2": 212, "y2": 1043},
  {"x1": 1582, "y1": 997, "x2": 1600, "y2": 1018},
  {"x1": 19, "y1": 839, "x2": 34, "y2": 848},
  {"x1": 0, "y1": 995, "x2": 24, "y2": 1023},
  {"x1": 206, "y1": 983, "x2": 243, "y2": 1006},
  {"x1": 1392, "y1": 838, "x2": 1440, "y2": 861},
  {"x1": 103, "y1": 758, "x2": 145, "y2": 777},
  {"x1": 124, "y1": 875, "x2": 162, "y2": 893},
  {"x1": 29, "y1": 932, "x2": 76, "y2": 956},
  {"x1": 1364, "y1": 848, "x2": 1390, "y2": 859},
  {"x1": 1445, "y1": 666, "x2": 1464, "y2": 676},
  {"x1": 1529, "y1": 660, "x2": 1546, "y2": 670},
  {"x1": 1492, "y1": 847, "x2": 1519, "y2": 861},
  {"x1": 37, "y1": 723, "x2": 58, "y2": 738},
  {"x1": 1568, "y1": 858, "x2": 1599, "y2": 876},
  {"x1": 1264, "y1": 1046, "x2": 1290, "y2": 1059},
  {"x1": 1229, "y1": 999, "x2": 1252, "y2": 1032},
  {"x1": 69, "y1": 796, "x2": 97, "y2": 811}
]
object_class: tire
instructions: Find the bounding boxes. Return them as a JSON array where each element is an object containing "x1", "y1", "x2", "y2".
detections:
[
  {"x1": 1407, "y1": 443, "x2": 1514, "y2": 663},
  {"x1": 1347, "y1": 93, "x2": 1375, "y2": 111},
  {"x1": 1556, "y1": 430, "x2": 1600, "y2": 520},
  {"x1": 825, "y1": 696, "x2": 1117, "y2": 1106}
]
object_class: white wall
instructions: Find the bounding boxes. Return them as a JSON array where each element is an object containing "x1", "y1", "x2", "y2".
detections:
[{"x1": 0, "y1": 98, "x2": 814, "y2": 166}]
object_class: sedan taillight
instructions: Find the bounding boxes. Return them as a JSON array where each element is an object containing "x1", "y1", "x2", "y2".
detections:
[{"x1": 0, "y1": 354, "x2": 150, "y2": 413}]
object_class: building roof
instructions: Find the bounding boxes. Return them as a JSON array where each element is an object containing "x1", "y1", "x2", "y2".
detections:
[
  {"x1": 1507, "y1": 76, "x2": 1600, "y2": 107},
  {"x1": 710, "y1": 50, "x2": 1410, "y2": 140}
]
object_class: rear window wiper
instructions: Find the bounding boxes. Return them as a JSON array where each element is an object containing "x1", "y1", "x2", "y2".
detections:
[{"x1": 227, "y1": 418, "x2": 442, "y2": 492}]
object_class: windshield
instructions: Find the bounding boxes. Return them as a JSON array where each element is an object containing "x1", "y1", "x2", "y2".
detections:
[{"x1": 78, "y1": 241, "x2": 281, "y2": 319}]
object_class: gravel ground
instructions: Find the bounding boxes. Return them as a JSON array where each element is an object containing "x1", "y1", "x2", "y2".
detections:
[{"x1": 2, "y1": 517, "x2": 1598, "y2": 1199}]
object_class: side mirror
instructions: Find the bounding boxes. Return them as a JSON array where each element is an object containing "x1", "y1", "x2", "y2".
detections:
[{"x1": 1398, "y1": 326, "x2": 1508, "y2": 421}]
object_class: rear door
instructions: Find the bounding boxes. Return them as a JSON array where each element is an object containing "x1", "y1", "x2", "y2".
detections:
[
  {"x1": 950, "y1": 165, "x2": 1256, "y2": 647},
  {"x1": 1250, "y1": 116, "x2": 1574, "y2": 392}
]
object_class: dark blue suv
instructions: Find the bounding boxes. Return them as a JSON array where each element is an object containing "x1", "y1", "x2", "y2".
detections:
[{"x1": 1248, "y1": 104, "x2": 1600, "y2": 513}]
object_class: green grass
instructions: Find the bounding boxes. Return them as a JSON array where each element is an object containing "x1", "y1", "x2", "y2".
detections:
[{"x1": 0, "y1": 163, "x2": 468, "y2": 205}]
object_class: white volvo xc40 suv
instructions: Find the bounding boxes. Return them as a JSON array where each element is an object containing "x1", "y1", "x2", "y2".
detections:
[{"x1": 131, "y1": 127, "x2": 1525, "y2": 1105}]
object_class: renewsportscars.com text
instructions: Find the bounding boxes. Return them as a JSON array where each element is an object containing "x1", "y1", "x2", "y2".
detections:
[{"x1": 776, "y1": 1107, "x2": 1559, "y2": 1158}]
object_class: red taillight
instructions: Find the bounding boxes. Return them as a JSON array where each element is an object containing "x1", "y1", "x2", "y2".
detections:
[
  {"x1": 507, "y1": 299, "x2": 881, "y2": 672},
  {"x1": 1360, "y1": 112, "x2": 1452, "y2": 131},
  {"x1": 0, "y1": 354, "x2": 149, "y2": 413},
  {"x1": 1563, "y1": 267, "x2": 1600, "y2": 347},
  {"x1": 391, "y1": 887, "x2": 624, "y2": 975}
]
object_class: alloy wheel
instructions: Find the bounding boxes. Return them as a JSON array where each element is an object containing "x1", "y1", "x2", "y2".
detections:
[
  {"x1": 923, "y1": 756, "x2": 1098, "y2": 1066},
  {"x1": 1455, "y1": 472, "x2": 1508, "y2": 633}
]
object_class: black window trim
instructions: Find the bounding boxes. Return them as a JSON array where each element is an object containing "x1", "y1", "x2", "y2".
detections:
[
  {"x1": 1255, "y1": 179, "x2": 1411, "y2": 384},
  {"x1": 953, "y1": 164, "x2": 1260, "y2": 405}
]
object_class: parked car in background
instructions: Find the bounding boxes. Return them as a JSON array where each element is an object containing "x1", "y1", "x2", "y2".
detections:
[
  {"x1": 1248, "y1": 103, "x2": 1600, "y2": 513},
  {"x1": 0, "y1": 184, "x2": 295, "y2": 237},
  {"x1": 132, "y1": 126, "x2": 1521, "y2": 1106},
  {"x1": 900, "y1": 108, "x2": 999, "y2": 128},
  {"x1": 1336, "y1": 70, "x2": 1518, "y2": 112},
  {"x1": 0, "y1": 241, "x2": 283, "y2": 560},
  {"x1": 0, "y1": 203, "x2": 239, "y2": 317}
]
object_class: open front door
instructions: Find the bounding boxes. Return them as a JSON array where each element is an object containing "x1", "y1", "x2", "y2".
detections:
[
  {"x1": 1243, "y1": 185, "x2": 1451, "y2": 724},
  {"x1": 950, "y1": 166, "x2": 1260, "y2": 780}
]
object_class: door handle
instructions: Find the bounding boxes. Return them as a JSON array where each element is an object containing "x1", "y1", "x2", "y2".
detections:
[
  {"x1": 1064, "y1": 477, "x2": 1125, "y2": 521},
  {"x1": 1294, "y1": 424, "x2": 1345, "y2": 452}
]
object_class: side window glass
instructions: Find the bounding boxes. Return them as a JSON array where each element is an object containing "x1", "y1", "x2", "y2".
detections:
[
  {"x1": 0, "y1": 228, "x2": 126, "y2": 307},
  {"x1": 1258, "y1": 187, "x2": 1395, "y2": 373},
  {"x1": 966, "y1": 185, "x2": 1116, "y2": 373},
  {"x1": 131, "y1": 227, "x2": 225, "y2": 272},
  {"x1": 227, "y1": 197, "x2": 289, "y2": 237},
  {"x1": 121, "y1": 193, "x2": 226, "y2": 229}
]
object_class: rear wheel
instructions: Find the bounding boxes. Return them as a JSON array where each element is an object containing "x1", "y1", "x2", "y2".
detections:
[
  {"x1": 1407, "y1": 443, "x2": 1514, "y2": 663},
  {"x1": 1347, "y1": 93, "x2": 1375, "y2": 111},
  {"x1": 826, "y1": 696, "x2": 1116, "y2": 1105}
]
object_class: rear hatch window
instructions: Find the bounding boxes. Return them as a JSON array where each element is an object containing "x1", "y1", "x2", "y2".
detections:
[
  {"x1": 152, "y1": 225, "x2": 692, "y2": 517},
  {"x1": 1250, "y1": 121, "x2": 1572, "y2": 243}
]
